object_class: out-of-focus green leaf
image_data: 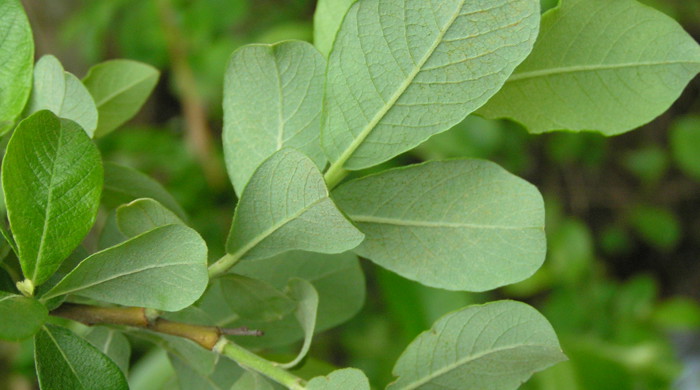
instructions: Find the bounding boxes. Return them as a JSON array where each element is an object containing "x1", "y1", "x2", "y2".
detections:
[
  {"x1": 43, "y1": 224, "x2": 208, "y2": 311},
  {"x1": 2, "y1": 111, "x2": 102, "y2": 285},
  {"x1": 223, "y1": 41, "x2": 326, "y2": 195},
  {"x1": 35, "y1": 325, "x2": 128, "y2": 390},
  {"x1": 116, "y1": 198, "x2": 184, "y2": 238},
  {"x1": 622, "y1": 146, "x2": 668, "y2": 185},
  {"x1": 226, "y1": 149, "x2": 363, "y2": 261},
  {"x1": 307, "y1": 368, "x2": 370, "y2": 390},
  {"x1": 0, "y1": 0, "x2": 33, "y2": 135},
  {"x1": 28, "y1": 55, "x2": 99, "y2": 136},
  {"x1": 652, "y1": 298, "x2": 700, "y2": 331},
  {"x1": 83, "y1": 59, "x2": 159, "y2": 137},
  {"x1": 478, "y1": 0, "x2": 700, "y2": 135},
  {"x1": 629, "y1": 206, "x2": 681, "y2": 251},
  {"x1": 387, "y1": 301, "x2": 566, "y2": 390},
  {"x1": 84, "y1": 327, "x2": 132, "y2": 375},
  {"x1": 102, "y1": 162, "x2": 187, "y2": 220},
  {"x1": 670, "y1": 116, "x2": 700, "y2": 180},
  {"x1": 0, "y1": 291, "x2": 47, "y2": 341},
  {"x1": 322, "y1": 0, "x2": 539, "y2": 171},
  {"x1": 334, "y1": 159, "x2": 545, "y2": 291}
]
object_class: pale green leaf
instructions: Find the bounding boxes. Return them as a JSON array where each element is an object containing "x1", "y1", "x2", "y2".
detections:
[
  {"x1": 43, "y1": 224, "x2": 208, "y2": 311},
  {"x1": 226, "y1": 148, "x2": 363, "y2": 261},
  {"x1": 168, "y1": 352, "x2": 244, "y2": 390},
  {"x1": 478, "y1": 0, "x2": 700, "y2": 135},
  {"x1": 218, "y1": 274, "x2": 296, "y2": 322},
  {"x1": 670, "y1": 116, "x2": 700, "y2": 180},
  {"x1": 231, "y1": 371, "x2": 274, "y2": 390},
  {"x1": 200, "y1": 251, "x2": 365, "y2": 349},
  {"x1": 223, "y1": 41, "x2": 326, "y2": 195},
  {"x1": 312, "y1": 0, "x2": 357, "y2": 57},
  {"x1": 307, "y1": 368, "x2": 370, "y2": 390},
  {"x1": 279, "y1": 278, "x2": 319, "y2": 369},
  {"x1": 84, "y1": 327, "x2": 131, "y2": 375},
  {"x1": 333, "y1": 159, "x2": 545, "y2": 291},
  {"x1": 134, "y1": 331, "x2": 218, "y2": 377},
  {"x1": 2, "y1": 110, "x2": 102, "y2": 285},
  {"x1": 0, "y1": 291, "x2": 47, "y2": 341},
  {"x1": 116, "y1": 198, "x2": 184, "y2": 238},
  {"x1": 322, "y1": 0, "x2": 540, "y2": 171},
  {"x1": 83, "y1": 59, "x2": 159, "y2": 137},
  {"x1": 35, "y1": 325, "x2": 128, "y2": 390},
  {"x1": 28, "y1": 55, "x2": 99, "y2": 136},
  {"x1": 102, "y1": 162, "x2": 187, "y2": 220},
  {"x1": 387, "y1": 301, "x2": 566, "y2": 390},
  {"x1": 0, "y1": 0, "x2": 33, "y2": 135}
]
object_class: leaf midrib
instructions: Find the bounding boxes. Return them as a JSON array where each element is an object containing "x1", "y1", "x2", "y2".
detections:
[
  {"x1": 93, "y1": 72, "x2": 155, "y2": 107},
  {"x1": 350, "y1": 214, "x2": 541, "y2": 230},
  {"x1": 396, "y1": 343, "x2": 560, "y2": 390},
  {"x1": 330, "y1": 0, "x2": 466, "y2": 169},
  {"x1": 43, "y1": 327, "x2": 87, "y2": 390},
  {"x1": 508, "y1": 60, "x2": 700, "y2": 82},
  {"x1": 229, "y1": 196, "x2": 327, "y2": 261}
]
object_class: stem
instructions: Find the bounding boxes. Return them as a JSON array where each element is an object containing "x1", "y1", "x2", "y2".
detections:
[
  {"x1": 155, "y1": 0, "x2": 227, "y2": 189},
  {"x1": 51, "y1": 303, "x2": 261, "y2": 350},
  {"x1": 323, "y1": 162, "x2": 349, "y2": 190},
  {"x1": 208, "y1": 253, "x2": 239, "y2": 279},
  {"x1": 217, "y1": 339, "x2": 307, "y2": 390}
]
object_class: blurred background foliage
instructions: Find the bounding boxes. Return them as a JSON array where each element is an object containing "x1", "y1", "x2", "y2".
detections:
[{"x1": 2, "y1": 0, "x2": 699, "y2": 389}]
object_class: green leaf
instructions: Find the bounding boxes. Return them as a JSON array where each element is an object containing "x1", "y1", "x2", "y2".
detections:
[
  {"x1": 102, "y1": 162, "x2": 187, "y2": 220},
  {"x1": 201, "y1": 251, "x2": 365, "y2": 349},
  {"x1": 333, "y1": 159, "x2": 545, "y2": 291},
  {"x1": 168, "y1": 352, "x2": 244, "y2": 390},
  {"x1": 279, "y1": 278, "x2": 319, "y2": 369},
  {"x1": 35, "y1": 324, "x2": 128, "y2": 390},
  {"x1": 670, "y1": 116, "x2": 700, "y2": 180},
  {"x1": 116, "y1": 198, "x2": 184, "y2": 238},
  {"x1": 322, "y1": 0, "x2": 540, "y2": 171},
  {"x1": 0, "y1": 291, "x2": 47, "y2": 341},
  {"x1": 0, "y1": 0, "x2": 33, "y2": 135},
  {"x1": 134, "y1": 331, "x2": 218, "y2": 377},
  {"x1": 231, "y1": 371, "x2": 274, "y2": 390},
  {"x1": 307, "y1": 368, "x2": 370, "y2": 390},
  {"x1": 223, "y1": 41, "x2": 326, "y2": 195},
  {"x1": 219, "y1": 274, "x2": 295, "y2": 322},
  {"x1": 2, "y1": 110, "x2": 103, "y2": 285},
  {"x1": 83, "y1": 59, "x2": 159, "y2": 137},
  {"x1": 226, "y1": 148, "x2": 363, "y2": 261},
  {"x1": 477, "y1": 0, "x2": 700, "y2": 135},
  {"x1": 84, "y1": 327, "x2": 131, "y2": 375},
  {"x1": 387, "y1": 301, "x2": 565, "y2": 390},
  {"x1": 629, "y1": 205, "x2": 681, "y2": 251},
  {"x1": 43, "y1": 224, "x2": 208, "y2": 311},
  {"x1": 28, "y1": 55, "x2": 99, "y2": 137},
  {"x1": 312, "y1": 0, "x2": 357, "y2": 57}
]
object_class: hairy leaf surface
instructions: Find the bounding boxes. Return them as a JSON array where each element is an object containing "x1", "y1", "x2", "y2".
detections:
[
  {"x1": 478, "y1": 0, "x2": 700, "y2": 134},
  {"x1": 226, "y1": 148, "x2": 363, "y2": 261},
  {"x1": 0, "y1": 0, "x2": 33, "y2": 135},
  {"x1": 83, "y1": 59, "x2": 159, "y2": 137},
  {"x1": 223, "y1": 41, "x2": 326, "y2": 195},
  {"x1": 218, "y1": 274, "x2": 295, "y2": 322},
  {"x1": 44, "y1": 224, "x2": 208, "y2": 311},
  {"x1": 35, "y1": 325, "x2": 128, "y2": 390},
  {"x1": 2, "y1": 111, "x2": 103, "y2": 285},
  {"x1": 334, "y1": 159, "x2": 545, "y2": 291},
  {"x1": 322, "y1": 0, "x2": 540, "y2": 170},
  {"x1": 387, "y1": 301, "x2": 565, "y2": 390},
  {"x1": 313, "y1": 0, "x2": 357, "y2": 57},
  {"x1": 28, "y1": 55, "x2": 99, "y2": 136}
]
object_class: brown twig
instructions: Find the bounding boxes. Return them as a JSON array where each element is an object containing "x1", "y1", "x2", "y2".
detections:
[{"x1": 51, "y1": 303, "x2": 261, "y2": 350}]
